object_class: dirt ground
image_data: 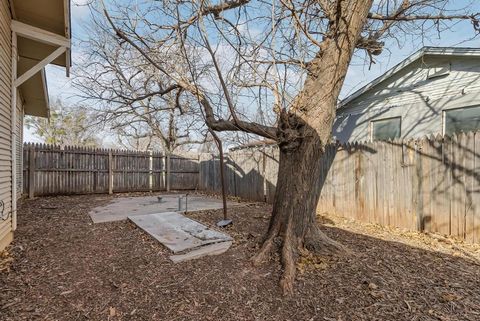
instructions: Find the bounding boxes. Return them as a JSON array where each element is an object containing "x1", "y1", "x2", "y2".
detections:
[{"x1": 1, "y1": 193, "x2": 480, "y2": 321}]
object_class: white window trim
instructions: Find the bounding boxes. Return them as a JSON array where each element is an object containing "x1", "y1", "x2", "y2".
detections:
[
  {"x1": 442, "y1": 110, "x2": 446, "y2": 136},
  {"x1": 443, "y1": 105, "x2": 480, "y2": 137}
]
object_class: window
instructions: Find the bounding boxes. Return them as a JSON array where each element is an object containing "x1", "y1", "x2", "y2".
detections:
[
  {"x1": 371, "y1": 117, "x2": 401, "y2": 141},
  {"x1": 444, "y1": 105, "x2": 480, "y2": 136}
]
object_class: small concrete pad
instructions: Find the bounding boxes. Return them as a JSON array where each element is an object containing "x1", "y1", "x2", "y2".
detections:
[
  {"x1": 128, "y1": 212, "x2": 232, "y2": 254},
  {"x1": 89, "y1": 194, "x2": 238, "y2": 223}
]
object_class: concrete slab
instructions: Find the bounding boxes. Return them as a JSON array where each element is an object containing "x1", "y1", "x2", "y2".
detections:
[
  {"x1": 128, "y1": 212, "x2": 232, "y2": 253},
  {"x1": 89, "y1": 195, "x2": 235, "y2": 262},
  {"x1": 89, "y1": 194, "x2": 238, "y2": 223}
]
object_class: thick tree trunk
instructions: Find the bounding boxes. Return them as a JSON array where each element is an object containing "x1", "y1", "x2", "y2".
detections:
[
  {"x1": 252, "y1": 0, "x2": 373, "y2": 294},
  {"x1": 251, "y1": 128, "x2": 345, "y2": 293}
]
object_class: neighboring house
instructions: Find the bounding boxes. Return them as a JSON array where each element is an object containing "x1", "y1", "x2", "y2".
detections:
[
  {"x1": 0, "y1": 0, "x2": 71, "y2": 251},
  {"x1": 333, "y1": 47, "x2": 480, "y2": 143}
]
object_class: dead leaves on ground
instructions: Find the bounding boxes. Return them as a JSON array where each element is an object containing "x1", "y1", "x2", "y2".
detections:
[
  {"x1": 297, "y1": 249, "x2": 329, "y2": 275},
  {"x1": 0, "y1": 250, "x2": 13, "y2": 273}
]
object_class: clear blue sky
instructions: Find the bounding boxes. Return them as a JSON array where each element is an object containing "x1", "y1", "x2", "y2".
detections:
[{"x1": 24, "y1": 0, "x2": 480, "y2": 142}]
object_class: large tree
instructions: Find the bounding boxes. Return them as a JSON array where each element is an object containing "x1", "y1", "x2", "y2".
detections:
[{"x1": 99, "y1": 0, "x2": 480, "y2": 293}]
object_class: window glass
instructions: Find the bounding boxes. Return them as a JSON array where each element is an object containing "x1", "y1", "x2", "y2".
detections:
[
  {"x1": 445, "y1": 106, "x2": 480, "y2": 136},
  {"x1": 372, "y1": 117, "x2": 401, "y2": 141}
]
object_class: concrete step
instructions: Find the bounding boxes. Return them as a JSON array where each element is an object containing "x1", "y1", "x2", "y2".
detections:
[{"x1": 169, "y1": 241, "x2": 232, "y2": 263}]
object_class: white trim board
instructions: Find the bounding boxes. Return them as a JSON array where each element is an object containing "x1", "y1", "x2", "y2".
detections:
[
  {"x1": 11, "y1": 20, "x2": 71, "y2": 48},
  {"x1": 14, "y1": 46, "x2": 66, "y2": 87}
]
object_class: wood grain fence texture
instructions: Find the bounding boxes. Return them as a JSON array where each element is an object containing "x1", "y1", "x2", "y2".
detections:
[
  {"x1": 23, "y1": 143, "x2": 199, "y2": 196},
  {"x1": 199, "y1": 132, "x2": 480, "y2": 244},
  {"x1": 199, "y1": 147, "x2": 279, "y2": 203}
]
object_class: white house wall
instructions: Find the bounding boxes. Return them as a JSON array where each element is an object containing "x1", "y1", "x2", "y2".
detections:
[
  {"x1": 0, "y1": 0, "x2": 13, "y2": 250},
  {"x1": 334, "y1": 55, "x2": 480, "y2": 143}
]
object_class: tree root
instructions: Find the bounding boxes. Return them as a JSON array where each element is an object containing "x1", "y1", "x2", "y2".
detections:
[
  {"x1": 252, "y1": 221, "x2": 349, "y2": 295},
  {"x1": 304, "y1": 224, "x2": 349, "y2": 255},
  {"x1": 251, "y1": 235, "x2": 276, "y2": 267},
  {"x1": 251, "y1": 220, "x2": 281, "y2": 266},
  {"x1": 279, "y1": 229, "x2": 297, "y2": 295}
]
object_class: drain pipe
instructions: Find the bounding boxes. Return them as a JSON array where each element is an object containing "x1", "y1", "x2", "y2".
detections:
[{"x1": 209, "y1": 130, "x2": 231, "y2": 227}]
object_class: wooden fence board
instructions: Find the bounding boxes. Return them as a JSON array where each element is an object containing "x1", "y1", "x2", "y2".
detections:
[
  {"x1": 464, "y1": 133, "x2": 475, "y2": 243},
  {"x1": 474, "y1": 132, "x2": 480, "y2": 243}
]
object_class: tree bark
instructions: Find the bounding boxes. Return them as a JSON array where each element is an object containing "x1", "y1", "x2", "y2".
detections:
[
  {"x1": 251, "y1": 129, "x2": 346, "y2": 293},
  {"x1": 252, "y1": 0, "x2": 373, "y2": 294}
]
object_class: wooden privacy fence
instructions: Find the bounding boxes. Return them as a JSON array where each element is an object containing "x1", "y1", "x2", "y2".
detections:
[
  {"x1": 22, "y1": 132, "x2": 480, "y2": 243},
  {"x1": 199, "y1": 148, "x2": 279, "y2": 202},
  {"x1": 200, "y1": 132, "x2": 480, "y2": 244},
  {"x1": 23, "y1": 143, "x2": 200, "y2": 197}
]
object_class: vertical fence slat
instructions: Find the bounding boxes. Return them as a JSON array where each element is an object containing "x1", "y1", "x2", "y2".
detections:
[{"x1": 28, "y1": 145, "x2": 35, "y2": 199}]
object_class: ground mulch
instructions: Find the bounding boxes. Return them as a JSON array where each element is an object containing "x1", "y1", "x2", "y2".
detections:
[{"x1": 1, "y1": 193, "x2": 480, "y2": 321}]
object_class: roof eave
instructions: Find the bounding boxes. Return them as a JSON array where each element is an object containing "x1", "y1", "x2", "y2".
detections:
[
  {"x1": 339, "y1": 46, "x2": 480, "y2": 110},
  {"x1": 12, "y1": 0, "x2": 71, "y2": 118}
]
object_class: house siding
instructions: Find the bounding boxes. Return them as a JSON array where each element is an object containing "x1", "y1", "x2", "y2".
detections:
[
  {"x1": 334, "y1": 55, "x2": 480, "y2": 143},
  {"x1": 16, "y1": 92, "x2": 23, "y2": 196},
  {"x1": 0, "y1": 0, "x2": 12, "y2": 251}
]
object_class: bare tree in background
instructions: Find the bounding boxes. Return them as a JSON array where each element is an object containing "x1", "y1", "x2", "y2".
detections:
[
  {"x1": 98, "y1": 0, "x2": 480, "y2": 292},
  {"x1": 73, "y1": 20, "x2": 206, "y2": 153}
]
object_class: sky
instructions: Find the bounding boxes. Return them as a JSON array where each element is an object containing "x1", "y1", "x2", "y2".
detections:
[{"x1": 24, "y1": 0, "x2": 480, "y2": 143}]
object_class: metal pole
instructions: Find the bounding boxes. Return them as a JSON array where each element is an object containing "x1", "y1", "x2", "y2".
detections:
[{"x1": 209, "y1": 130, "x2": 228, "y2": 222}]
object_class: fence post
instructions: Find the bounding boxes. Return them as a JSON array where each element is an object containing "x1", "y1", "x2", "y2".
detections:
[
  {"x1": 415, "y1": 141, "x2": 424, "y2": 232},
  {"x1": 149, "y1": 150, "x2": 153, "y2": 192},
  {"x1": 166, "y1": 153, "x2": 171, "y2": 191},
  {"x1": 93, "y1": 148, "x2": 98, "y2": 193},
  {"x1": 28, "y1": 145, "x2": 35, "y2": 199},
  {"x1": 108, "y1": 150, "x2": 113, "y2": 194},
  {"x1": 197, "y1": 154, "x2": 201, "y2": 190},
  {"x1": 161, "y1": 153, "x2": 166, "y2": 190}
]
